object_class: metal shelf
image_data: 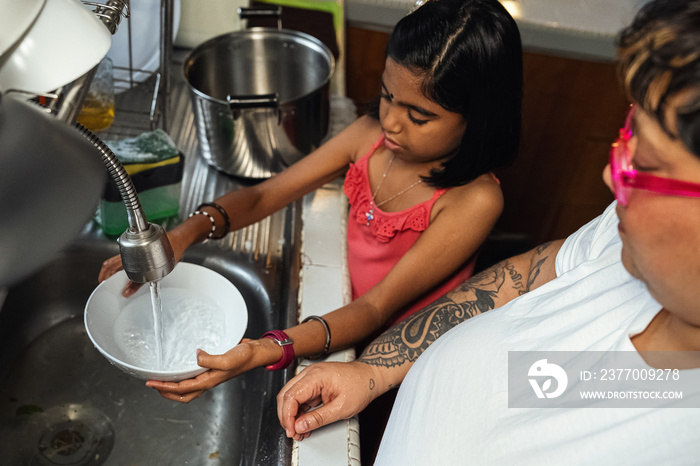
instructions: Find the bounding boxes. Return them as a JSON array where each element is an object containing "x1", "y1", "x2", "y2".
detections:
[{"x1": 82, "y1": 0, "x2": 175, "y2": 139}]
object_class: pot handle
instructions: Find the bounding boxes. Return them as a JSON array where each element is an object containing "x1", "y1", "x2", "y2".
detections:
[
  {"x1": 237, "y1": 6, "x2": 282, "y2": 20},
  {"x1": 227, "y1": 94, "x2": 281, "y2": 123},
  {"x1": 227, "y1": 93, "x2": 279, "y2": 110},
  {"x1": 237, "y1": 6, "x2": 282, "y2": 29}
]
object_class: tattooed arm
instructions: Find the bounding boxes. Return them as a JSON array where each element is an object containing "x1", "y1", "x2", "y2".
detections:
[
  {"x1": 277, "y1": 240, "x2": 564, "y2": 439},
  {"x1": 360, "y1": 240, "x2": 562, "y2": 373}
]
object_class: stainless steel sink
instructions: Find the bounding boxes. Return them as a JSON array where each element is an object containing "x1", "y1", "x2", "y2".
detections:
[
  {"x1": 0, "y1": 48, "x2": 317, "y2": 465},
  {"x1": 0, "y1": 214, "x2": 301, "y2": 465}
]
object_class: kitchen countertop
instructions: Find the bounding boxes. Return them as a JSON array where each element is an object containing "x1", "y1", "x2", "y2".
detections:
[
  {"x1": 294, "y1": 180, "x2": 361, "y2": 466},
  {"x1": 346, "y1": 0, "x2": 651, "y2": 61},
  {"x1": 290, "y1": 97, "x2": 360, "y2": 466}
]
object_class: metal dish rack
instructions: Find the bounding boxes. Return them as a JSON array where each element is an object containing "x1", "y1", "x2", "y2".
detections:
[{"x1": 82, "y1": 0, "x2": 176, "y2": 138}]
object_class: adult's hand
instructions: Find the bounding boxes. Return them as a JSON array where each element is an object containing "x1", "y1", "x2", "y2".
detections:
[
  {"x1": 145, "y1": 338, "x2": 269, "y2": 402},
  {"x1": 277, "y1": 361, "x2": 382, "y2": 441}
]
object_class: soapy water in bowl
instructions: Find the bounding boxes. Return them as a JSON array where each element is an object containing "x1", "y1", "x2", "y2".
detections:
[{"x1": 112, "y1": 287, "x2": 225, "y2": 371}]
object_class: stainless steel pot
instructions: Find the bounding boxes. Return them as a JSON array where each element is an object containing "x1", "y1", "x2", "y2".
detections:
[{"x1": 183, "y1": 28, "x2": 335, "y2": 178}]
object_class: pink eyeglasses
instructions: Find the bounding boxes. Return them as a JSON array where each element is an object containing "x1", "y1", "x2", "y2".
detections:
[{"x1": 609, "y1": 105, "x2": 700, "y2": 206}]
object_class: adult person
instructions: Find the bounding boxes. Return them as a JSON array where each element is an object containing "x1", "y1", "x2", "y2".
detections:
[{"x1": 277, "y1": 0, "x2": 700, "y2": 463}]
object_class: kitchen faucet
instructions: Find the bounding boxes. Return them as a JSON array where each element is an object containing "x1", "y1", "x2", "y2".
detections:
[
  {"x1": 76, "y1": 123, "x2": 176, "y2": 283},
  {"x1": 69, "y1": 0, "x2": 175, "y2": 284},
  {"x1": 0, "y1": 0, "x2": 175, "y2": 286}
]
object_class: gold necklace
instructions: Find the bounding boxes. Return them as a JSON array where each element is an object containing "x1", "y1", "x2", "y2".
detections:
[{"x1": 365, "y1": 155, "x2": 423, "y2": 225}]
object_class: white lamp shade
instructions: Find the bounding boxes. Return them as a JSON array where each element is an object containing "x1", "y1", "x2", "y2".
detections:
[
  {"x1": 0, "y1": 0, "x2": 111, "y2": 94},
  {"x1": 0, "y1": 0, "x2": 46, "y2": 59}
]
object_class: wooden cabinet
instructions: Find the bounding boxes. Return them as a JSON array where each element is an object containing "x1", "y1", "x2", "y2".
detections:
[
  {"x1": 345, "y1": 26, "x2": 390, "y2": 112},
  {"x1": 345, "y1": 27, "x2": 627, "y2": 245},
  {"x1": 495, "y1": 51, "x2": 625, "y2": 244}
]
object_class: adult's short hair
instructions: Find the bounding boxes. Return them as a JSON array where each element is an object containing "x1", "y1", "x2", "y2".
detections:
[{"x1": 617, "y1": 0, "x2": 700, "y2": 157}]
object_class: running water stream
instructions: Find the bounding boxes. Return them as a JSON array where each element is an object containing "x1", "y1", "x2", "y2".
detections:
[
  {"x1": 150, "y1": 280, "x2": 164, "y2": 370},
  {"x1": 114, "y1": 279, "x2": 227, "y2": 371}
]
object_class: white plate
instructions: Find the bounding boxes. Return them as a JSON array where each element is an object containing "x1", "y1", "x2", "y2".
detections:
[{"x1": 104, "y1": 0, "x2": 181, "y2": 92}]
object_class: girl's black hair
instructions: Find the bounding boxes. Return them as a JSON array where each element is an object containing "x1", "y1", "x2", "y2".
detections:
[
  {"x1": 617, "y1": 0, "x2": 700, "y2": 158},
  {"x1": 371, "y1": 0, "x2": 523, "y2": 188}
]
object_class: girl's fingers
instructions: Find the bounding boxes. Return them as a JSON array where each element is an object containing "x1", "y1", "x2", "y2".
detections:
[
  {"x1": 145, "y1": 370, "x2": 210, "y2": 394},
  {"x1": 98, "y1": 255, "x2": 123, "y2": 282},
  {"x1": 98, "y1": 254, "x2": 143, "y2": 297},
  {"x1": 122, "y1": 280, "x2": 143, "y2": 297},
  {"x1": 145, "y1": 380, "x2": 187, "y2": 393},
  {"x1": 195, "y1": 340, "x2": 255, "y2": 371},
  {"x1": 157, "y1": 389, "x2": 206, "y2": 403},
  {"x1": 194, "y1": 349, "x2": 217, "y2": 368}
]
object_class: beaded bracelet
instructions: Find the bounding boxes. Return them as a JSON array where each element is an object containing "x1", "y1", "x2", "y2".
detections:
[
  {"x1": 196, "y1": 202, "x2": 230, "y2": 239},
  {"x1": 188, "y1": 210, "x2": 216, "y2": 239},
  {"x1": 302, "y1": 315, "x2": 332, "y2": 360},
  {"x1": 262, "y1": 330, "x2": 295, "y2": 371}
]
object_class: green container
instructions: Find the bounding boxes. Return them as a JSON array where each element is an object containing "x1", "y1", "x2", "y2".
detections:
[{"x1": 96, "y1": 130, "x2": 184, "y2": 236}]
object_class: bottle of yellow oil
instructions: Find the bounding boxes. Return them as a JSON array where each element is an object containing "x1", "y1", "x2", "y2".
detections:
[{"x1": 77, "y1": 57, "x2": 115, "y2": 131}]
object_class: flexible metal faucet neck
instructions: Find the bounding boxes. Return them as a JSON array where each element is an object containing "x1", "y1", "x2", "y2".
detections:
[
  {"x1": 74, "y1": 124, "x2": 149, "y2": 232},
  {"x1": 75, "y1": 123, "x2": 175, "y2": 283}
]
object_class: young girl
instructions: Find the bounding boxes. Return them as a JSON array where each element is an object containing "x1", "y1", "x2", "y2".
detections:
[{"x1": 98, "y1": 0, "x2": 523, "y2": 402}]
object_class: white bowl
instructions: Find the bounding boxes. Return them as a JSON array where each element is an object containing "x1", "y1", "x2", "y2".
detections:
[
  {"x1": 85, "y1": 262, "x2": 248, "y2": 381},
  {"x1": 0, "y1": 0, "x2": 111, "y2": 94}
]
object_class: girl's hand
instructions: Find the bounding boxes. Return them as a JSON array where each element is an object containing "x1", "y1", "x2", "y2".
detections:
[
  {"x1": 97, "y1": 231, "x2": 189, "y2": 297},
  {"x1": 98, "y1": 254, "x2": 146, "y2": 297},
  {"x1": 276, "y1": 361, "x2": 380, "y2": 441},
  {"x1": 145, "y1": 338, "x2": 264, "y2": 403},
  {"x1": 97, "y1": 254, "x2": 131, "y2": 290}
]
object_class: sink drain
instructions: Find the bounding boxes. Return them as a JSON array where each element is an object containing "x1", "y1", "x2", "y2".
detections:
[
  {"x1": 38, "y1": 420, "x2": 98, "y2": 464},
  {"x1": 28, "y1": 404, "x2": 115, "y2": 466}
]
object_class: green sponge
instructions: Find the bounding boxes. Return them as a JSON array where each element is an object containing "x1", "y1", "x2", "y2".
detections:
[
  {"x1": 96, "y1": 130, "x2": 184, "y2": 236},
  {"x1": 105, "y1": 129, "x2": 179, "y2": 164}
]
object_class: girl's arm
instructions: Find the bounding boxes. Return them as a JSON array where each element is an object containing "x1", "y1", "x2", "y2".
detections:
[
  {"x1": 98, "y1": 116, "x2": 379, "y2": 293},
  {"x1": 146, "y1": 171, "x2": 509, "y2": 402},
  {"x1": 290, "y1": 173, "x2": 508, "y2": 353},
  {"x1": 277, "y1": 239, "x2": 564, "y2": 439},
  {"x1": 189, "y1": 117, "x2": 375, "y2": 234}
]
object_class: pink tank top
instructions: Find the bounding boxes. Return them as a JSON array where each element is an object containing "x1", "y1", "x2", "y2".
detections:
[{"x1": 344, "y1": 136, "x2": 479, "y2": 327}]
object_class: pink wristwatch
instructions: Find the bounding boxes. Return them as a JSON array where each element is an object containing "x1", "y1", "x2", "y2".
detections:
[{"x1": 262, "y1": 330, "x2": 295, "y2": 370}]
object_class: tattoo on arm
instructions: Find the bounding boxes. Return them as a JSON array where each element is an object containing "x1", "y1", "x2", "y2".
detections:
[
  {"x1": 527, "y1": 241, "x2": 552, "y2": 292},
  {"x1": 506, "y1": 263, "x2": 526, "y2": 295},
  {"x1": 358, "y1": 262, "x2": 506, "y2": 368},
  {"x1": 358, "y1": 243, "x2": 556, "y2": 370},
  {"x1": 526, "y1": 257, "x2": 547, "y2": 292}
]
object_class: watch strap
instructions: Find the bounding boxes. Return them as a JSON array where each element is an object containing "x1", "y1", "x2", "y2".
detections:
[{"x1": 262, "y1": 330, "x2": 295, "y2": 370}]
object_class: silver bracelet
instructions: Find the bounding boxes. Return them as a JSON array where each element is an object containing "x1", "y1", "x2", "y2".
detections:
[
  {"x1": 189, "y1": 210, "x2": 216, "y2": 238},
  {"x1": 302, "y1": 315, "x2": 332, "y2": 360}
]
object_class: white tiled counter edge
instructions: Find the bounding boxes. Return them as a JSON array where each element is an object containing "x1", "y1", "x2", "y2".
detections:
[{"x1": 293, "y1": 180, "x2": 361, "y2": 466}]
